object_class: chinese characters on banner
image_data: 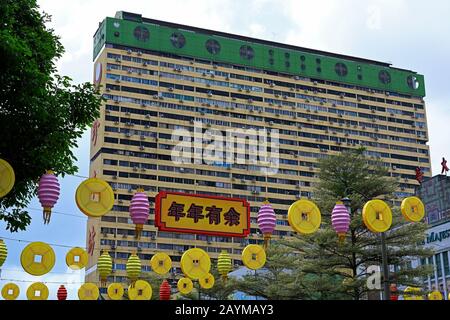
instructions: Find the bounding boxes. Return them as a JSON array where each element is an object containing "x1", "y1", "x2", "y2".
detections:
[{"x1": 155, "y1": 191, "x2": 250, "y2": 237}]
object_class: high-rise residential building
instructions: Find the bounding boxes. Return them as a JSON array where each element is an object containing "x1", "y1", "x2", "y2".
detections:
[
  {"x1": 85, "y1": 11, "x2": 431, "y2": 290},
  {"x1": 412, "y1": 175, "x2": 450, "y2": 299}
]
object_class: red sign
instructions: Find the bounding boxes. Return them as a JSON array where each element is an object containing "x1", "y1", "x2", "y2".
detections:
[{"x1": 155, "y1": 191, "x2": 250, "y2": 237}]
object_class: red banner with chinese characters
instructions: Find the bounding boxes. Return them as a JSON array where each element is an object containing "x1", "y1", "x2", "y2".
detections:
[{"x1": 155, "y1": 191, "x2": 250, "y2": 237}]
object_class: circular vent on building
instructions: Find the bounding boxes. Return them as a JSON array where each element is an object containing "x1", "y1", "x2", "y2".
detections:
[
  {"x1": 133, "y1": 26, "x2": 150, "y2": 42},
  {"x1": 335, "y1": 63, "x2": 348, "y2": 77},
  {"x1": 379, "y1": 70, "x2": 391, "y2": 84},
  {"x1": 407, "y1": 75, "x2": 420, "y2": 90},
  {"x1": 170, "y1": 32, "x2": 186, "y2": 48},
  {"x1": 239, "y1": 45, "x2": 254, "y2": 60},
  {"x1": 205, "y1": 39, "x2": 221, "y2": 55}
]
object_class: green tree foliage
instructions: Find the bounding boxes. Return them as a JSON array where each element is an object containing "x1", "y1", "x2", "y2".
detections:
[
  {"x1": 236, "y1": 149, "x2": 433, "y2": 300},
  {"x1": 0, "y1": 0, "x2": 103, "y2": 231}
]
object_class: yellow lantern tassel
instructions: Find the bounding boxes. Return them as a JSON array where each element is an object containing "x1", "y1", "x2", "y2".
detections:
[
  {"x1": 100, "y1": 276, "x2": 107, "y2": 288},
  {"x1": 338, "y1": 233, "x2": 346, "y2": 244},
  {"x1": 43, "y1": 208, "x2": 52, "y2": 225},
  {"x1": 263, "y1": 234, "x2": 271, "y2": 249},
  {"x1": 222, "y1": 275, "x2": 228, "y2": 283},
  {"x1": 135, "y1": 224, "x2": 143, "y2": 239}
]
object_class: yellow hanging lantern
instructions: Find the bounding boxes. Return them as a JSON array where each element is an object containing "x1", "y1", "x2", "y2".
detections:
[
  {"x1": 98, "y1": 250, "x2": 113, "y2": 287},
  {"x1": 78, "y1": 283, "x2": 100, "y2": 300},
  {"x1": 107, "y1": 283, "x2": 124, "y2": 300},
  {"x1": 126, "y1": 253, "x2": 141, "y2": 287},
  {"x1": 403, "y1": 286, "x2": 423, "y2": 300},
  {"x1": 26, "y1": 282, "x2": 49, "y2": 300},
  {"x1": 0, "y1": 239, "x2": 7, "y2": 276},
  {"x1": 150, "y1": 252, "x2": 172, "y2": 275},
  {"x1": 1, "y1": 283, "x2": 20, "y2": 300},
  {"x1": 217, "y1": 250, "x2": 232, "y2": 281}
]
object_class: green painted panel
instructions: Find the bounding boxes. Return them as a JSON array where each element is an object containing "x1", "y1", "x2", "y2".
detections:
[{"x1": 93, "y1": 17, "x2": 426, "y2": 97}]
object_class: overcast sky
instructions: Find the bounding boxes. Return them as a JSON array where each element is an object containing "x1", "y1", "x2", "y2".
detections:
[{"x1": 1, "y1": 0, "x2": 449, "y2": 299}]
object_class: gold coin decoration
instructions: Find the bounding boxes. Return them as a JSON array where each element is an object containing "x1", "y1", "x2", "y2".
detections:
[
  {"x1": 199, "y1": 273, "x2": 215, "y2": 289},
  {"x1": 288, "y1": 199, "x2": 321, "y2": 234},
  {"x1": 0, "y1": 158, "x2": 15, "y2": 198},
  {"x1": 107, "y1": 283, "x2": 124, "y2": 300},
  {"x1": 20, "y1": 242, "x2": 55, "y2": 276},
  {"x1": 150, "y1": 252, "x2": 172, "y2": 275},
  {"x1": 2, "y1": 283, "x2": 20, "y2": 300},
  {"x1": 401, "y1": 196, "x2": 425, "y2": 222},
  {"x1": 26, "y1": 282, "x2": 49, "y2": 300},
  {"x1": 180, "y1": 248, "x2": 211, "y2": 280},
  {"x1": 362, "y1": 200, "x2": 393, "y2": 233},
  {"x1": 66, "y1": 247, "x2": 88, "y2": 270},
  {"x1": 128, "y1": 280, "x2": 152, "y2": 300},
  {"x1": 241, "y1": 244, "x2": 266, "y2": 270},
  {"x1": 78, "y1": 283, "x2": 100, "y2": 300},
  {"x1": 75, "y1": 178, "x2": 114, "y2": 218},
  {"x1": 177, "y1": 277, "x2": 193, "y2": 295}
]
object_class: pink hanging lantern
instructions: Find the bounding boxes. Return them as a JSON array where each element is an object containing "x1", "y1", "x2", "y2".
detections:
[
  {"x1": 257, "y1": 202, "x2": 277, "y2": 248},
  {"x1": 331, "y1": 201, "x2": 351, "y2": 243},
  {"x1": 130, "y1": 189, "x2": 149, "y2": 238},
  {"x1": 37, "y1": 170, "x2": 60, "y2": 224}
]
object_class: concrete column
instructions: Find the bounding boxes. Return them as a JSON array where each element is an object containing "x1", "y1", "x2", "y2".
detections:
[
  {"x1": 432, "y1": 254, "x2": 439, "y2": 291},
  {"x1": 439, "y1": 252, "x2": 448, "y2": 299}
]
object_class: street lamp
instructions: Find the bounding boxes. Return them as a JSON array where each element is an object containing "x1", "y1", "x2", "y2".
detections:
[{"x1": 341, "y1": 195, "x2": 390, "y2": 300}]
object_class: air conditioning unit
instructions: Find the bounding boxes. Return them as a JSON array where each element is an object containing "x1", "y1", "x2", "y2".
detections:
[
  {"x1": 127, "y1": 49, "x2": 132, "y2": 54},
  {"x1": 140, "y1": 135, "x2": 145, "y2": 140},
  {"x1": 143, "y1": 62, "x2": 148, "y2": 67},
  {"x1": 111, "y1": 245, "x2": 116, "y2": 250},
  {"x1": 126, "y1": 133, "x2": 132, "y2": 137},
  {"x1": 115, "y1": 58, "x2": 121, "y2": 63},
  {"x1": 141, "y1": 103, "x2": 147, "y2": 107},
  {"x1": 270, "y1": 83, "x2": 275, "y2": 87},
  {"x1": 145, "y1": 114, "x2": 151, "y2": 119},
  {"x1": 133, "y1": 166, "x2": 138, "y2": 171},
  {"x1": 106, "y1": 88, "x2": 111, "y2": 92},
  {"x1": 118, "y1": 199, "x2": 123, "y2": 204},
  {"x1": 168, "y1": 87, "x2": 174, "y2": 92},
  {"x1": 248, "y1": 99, "x2": 253, "y2": 103},
  {"x1": 139, "y1": 146, "x2": 145, "y2": 150},
  {"x1": 112, "y1": 175, "x2": 118, "y2": 180},
  {"x1": 269, "y1": 121, "x2": 274, "y2": 126}
]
